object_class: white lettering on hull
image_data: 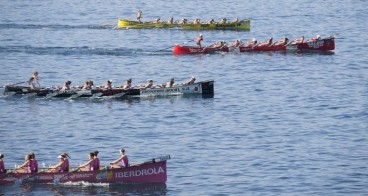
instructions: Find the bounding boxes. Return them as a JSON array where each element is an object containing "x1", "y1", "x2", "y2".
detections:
[
  {"x1": 307, "y1": 40, "x2": 324, "y2": 48},
  {"x1": 115, "y1": 167, "x2": 165, "y2": 178}
]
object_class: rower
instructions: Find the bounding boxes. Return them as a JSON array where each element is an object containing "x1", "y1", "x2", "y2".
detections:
[
  {"x1": 137, "y1": 10, "x2": 142, "y2": 23},
  {"x1": 82, "y1": 81, "x2": 93, "y2": 90},
  {"x1": 15, "y1": 154, "x2": 36, "y2": 173},
  {"x1": 258, "y1": 37, "x2": 273, "y2": 46},
  {"x1": 29, "y1": 153, "x2": 38, "y2": 173},
  {"x1": 167, "y1": 78, "x2": 175, "y2": 88},
  {"x1": 228, "y1": 40, "x2": 241, "y2": 48},
  {"x1": 292, "y1": 36, "x2": 304, "y2": 44},
  {"x1": 186, "y1": 76, "x2": 196, "y2": 85},
  {"x1": 93, "y1": 151, "x2": 100, "y2": 171},
  {"x1": 109, "y1": 148, "x2": 129, "y2": 168},
  {"x1": 122, "y1": 78, "x2": 132, "y2": 90},
  {"x1": 180, "y1": 18, "x2": 187, "y2": 24},
  {"x1": 78, "y1": 152, "x2": 98, "y2": 171},
  {"x1": 220, "y1": 18, "x2": 227, "y2": 24},
  {"x1": 168, "y1": 17, "x2": 174, "y2": 24},
  {"x1": 48, "y1": 153, "x2": 70, "y2": 173},
  {"x1": 0, "y1": 153, "x2": 5, "y2": 173},
  {"x1": 208, "y1": 19, "x2": 215, "y2": 24},
  {"x1": 274, "y1": 38, "x2": 289, "y2": 46},
  {"x1": 153, "y1": 18, "x2": 160, "y2": 24},
  {"x1": 310, "y1": 35, "x2": 321, "y2": 42},
  {"x1": 31, "y1": 71, "x2": 40, "y2": 87},
  {"x1": 140, "y1": 79, "x2": 153, "y2": 89},
  {"x1": 28, "y1": 77, "x2": 36, "y2": 90},
  {"x1": 60, "y1": 81, "x2": 71, "y2": 92},
  {"x1": 196, "y1": 34, "x2": 203, "y2": 48},
  {"x1": 194, "y1": 19, "x2": 201, "y2": 24},
  {"x1": 103, "y1": 80, "x2": 112, "y2": 90}
]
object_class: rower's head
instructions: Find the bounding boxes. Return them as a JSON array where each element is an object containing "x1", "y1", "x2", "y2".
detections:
[
  {"x1": 94, "y1": 151, "x2": 99, "y2": 157},
  {"x1": 147, "y1": 79, "x2": 153, "y2": 83},
  {"x1": 29, "y1": 152, "x2": 35, "y2": 159},
  {"x1": 316, "y1": 35, "x2": 320, "y2": 39},
  {"x1": 170, "y1": 78, "x2": 174, "y2": 82},
  {"x1": 120, "y1": 148, "x2": 125, "y2": 154},
  {"x1": 33, "y1": 71, "x2": 38, "y2": 76},
  {"x1": 0, "y1": 153, "x2": 4, "y2": 159},
  {"x1": 127, "y1": 78, "x2": 132, "y2": 83},
  {"x1": 89, "y1": 152, "x2": 94, "y2": 159},
  {"x1": 199, "y1": 34, "x2": 203, "y2": 37}
]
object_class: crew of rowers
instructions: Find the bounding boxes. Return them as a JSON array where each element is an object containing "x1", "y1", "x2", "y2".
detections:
[
  {"x1": 27, "y1": 73, "x2": 196, "y2": 91},
  {"x1": 0, "y1": 148, "x2": 129, "y2": 173},
  {"x1": 194, "y1": 34, "x2": 325, "y2": 49},
  {"x1": 136, "y1": 10, "x2": 239, "y2": 25}
]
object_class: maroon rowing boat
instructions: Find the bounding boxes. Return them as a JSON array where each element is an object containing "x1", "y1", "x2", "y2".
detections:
[
  {"x1": 0, "y1": 155, "x2": 170, "y2": 186},
  {"x1": 289, "y1": 37, "x2": 335, "y2": 51},
  {"x1": 239, "y1": 37, "x2": 335, "y2": 52},
  {"x1": 173, "y1": 42, "x2": 229, "y2": 55}
]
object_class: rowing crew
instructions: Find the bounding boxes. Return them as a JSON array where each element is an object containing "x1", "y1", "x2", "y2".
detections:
[
  {"x1": 0, "y1": 148, "x2": 129, "y2": 174},
  {"x1": 194, "y1": 34, "x2": 329, "y2": 49},
  {"x1": 24, "y1": 73, "x2": 196, "y2": 91},
  {"x1": 136, "y1": 10, "x2": 239, "y2": 25}
]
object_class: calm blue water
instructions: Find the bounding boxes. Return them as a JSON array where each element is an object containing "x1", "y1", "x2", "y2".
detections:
[{"x1": 1, "y1": 0, "x2": 368, "y2": 195}]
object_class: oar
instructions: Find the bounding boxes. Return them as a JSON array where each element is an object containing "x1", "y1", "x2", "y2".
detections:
[
  {"x1": 53, "y1": 168, "x2": 80, "y2": 185},
  {"x1": 153, "y1": 40, "x2": 193, "y2": 52},
  {"x1": 66, "y1": 90, "x2": 91, "y2": 100},
  {"x1": 12, "y1": 81, "x2": 27, "y2": 86},
  {"x1": 22, "y1": 93, "x2": 37, "y2": 99},
  {"x1": 0, "y1": 81, "x2": 27, "y2": 88},
  {"x1": 15, "y1": 170, "x2": 47, "y2": 185},
  {"x1": 110, "y1": 92, "x2": 126, "y2": 99}
]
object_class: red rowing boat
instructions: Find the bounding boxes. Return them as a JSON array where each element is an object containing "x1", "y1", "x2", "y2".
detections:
[
  {"x1": 0, "y1": 155, "x2": 170, "y2": 186},
  {"x1": 239, "y1": 37, "x2": 335, "y2": 52},
  {"x1": 173, "y1": 42, "x2": 229, "y2": 55}
]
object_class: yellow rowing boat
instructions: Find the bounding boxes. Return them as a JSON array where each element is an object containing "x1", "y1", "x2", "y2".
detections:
[{"x1": 117, "y1": 19, "x2": 250, "y2": 31}]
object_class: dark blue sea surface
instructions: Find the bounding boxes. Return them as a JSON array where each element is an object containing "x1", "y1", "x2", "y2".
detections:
[{"x1": 0, "y1": 0, "x2": 367, "y2": 195}]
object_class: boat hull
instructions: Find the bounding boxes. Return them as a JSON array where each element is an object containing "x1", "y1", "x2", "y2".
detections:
[
  {"x1": 3, "y1": 80, "x2": 214, "y2": 98},
  {"x1": 140, "y1": 80, "x2": 214, "y2": 96},
  {"x1": 239, "y1": 44, "x2": 287, "y2": 52},
  {"x1": 291, "y1": 38, "x2": 335, "y2": 51},
  {"x1": 173, "y1": 45, "x2": 228, "y2": 55},
  {"x1": 117, "y1": 19, "x2": 250, "y2": 31},
  {"x1": 0, "y1": 160, "x2": 167, "y2": 186},
  {"x1": 239, "y1": 38, "x2": 335, "y2": 52}
]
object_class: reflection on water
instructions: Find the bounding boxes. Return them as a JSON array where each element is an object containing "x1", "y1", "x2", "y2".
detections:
[{"x1": 1, "y1": 183, "x2": 167, "y2": 195}]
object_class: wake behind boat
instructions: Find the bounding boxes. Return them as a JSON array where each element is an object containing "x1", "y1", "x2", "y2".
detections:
[{"x1": 0, "y1": 155, "x2": 170, "y2": 186}]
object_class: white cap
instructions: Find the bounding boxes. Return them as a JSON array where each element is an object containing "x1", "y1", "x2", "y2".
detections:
[
  {"x1": 57, "y1": 155, "x2": 63, "y2": 159},
  {"x1": 199, "y1": 34, "x2": 202, "y2": 36},
  {"x1": 317, "y1": 35, "x2": 320, "y2": 38},
  {"x1": 252, "y1": 38, "x2": 256, "y2": 41}
]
